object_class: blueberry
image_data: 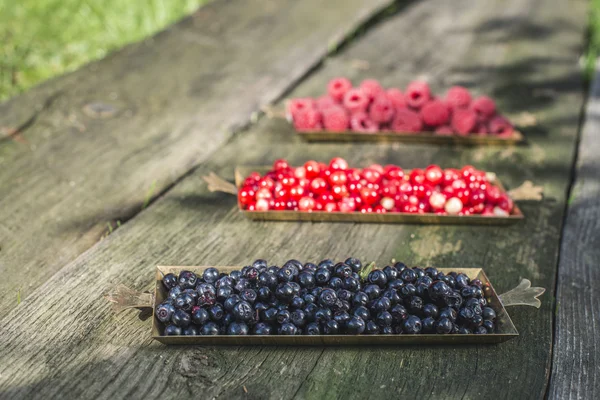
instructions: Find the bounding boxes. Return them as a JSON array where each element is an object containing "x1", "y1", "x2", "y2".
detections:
[
  {"x1": 471, "y1": 279, "x2": 483, "y2": 288},
  {"x1": 252, "y1": 259, "x2": 268, "y2": 270},
  {"x1": 261, "y1": 307, "x2": 278, "y2": 322},
  {"x1": 428, "y1": 281, "x2": 451, "y2": 301},
  {"x1": 372, "y1": 297, "x2": 391, "y2": 312},
  {"x1": 469, "y1": 315, "x2": 484, "y2": 330},
  {"x1": 346, "y1": 316, "x2": 365, "y2": 334},
  {"x1": 287, "y1": 309, "x2": 306, "y2": 327},
  {"x1": 233, "y1": 301, "x2": 254, "y2": 322},
  {"x1": 416, "y1": 275, "x2": 433, "y2": 286},
  {"x1": 353, "y1": 306, "x2": 371, "y2": 321},
  {"x1": 304, "y1": 303, "x2": 318, "y2": 322},
  {"x1": 336, "y1": 289, "x2": 352, "y2": 302},
  {"x1": 223, "y1": 294, "x2": 241, "y2": 312},
  {"x1": 352, "y1": 292, "x2": 369, "y2": 307},
  {"x1": 278, "y1": 266, "x2": 296, "y2": 282},
  {"x1": 315, "y1": 308, "x2": 332, "y2": 323},
  {"x1": 458, "y1": 307, "x2": 475, "y2": 322},
  {"x1": 253, "y1": 322, "x2": 273, "y2": 335},
  {"x1": 455, "y1": 273, "x2": 470, "y2": 288},
  {"x1": 303, "y1": 293, "x2": 316, "y2": 304},
  {"x1": 201, "y1": 268, "x2": 219, "y2": 284},
  {"x1": 421, "y1": 303, "x2": 438, "y2": 319},
  {"x1": 435, "y1": 317, "x2": 453, "y2": 334},
  {"x1": 156, "y1": 302, "x2": 175, "y2": 323},
  {"x1": 394, "y1": 262, "x2": 407, "y2": 272},
  {"x1": 368, "y1": 270, "x2": 388, "y2": 288},
  {"x1": 344, "y1": 257, "x2": 362, "y2": 272},
  {"x1": 458, "y1": 327, "x2": 472, "y2": 334},
  {"x1": 275, "y1": 283, "x2": 295, "y2": 303},
  {"x1": 461, "y1": 286, "x2": 476, "y2": 298},
  {"x1": 344, "y1": 277, "x2": 360, "y2": 292},
  {"x1": 201, "y1": 322, "x2": 220, "y2": 335},
  {"x1": 402, "y1": 315, "x2": 422, "y2": 334},
  {"x1": 171, "y1": 309, "x2": 191, "y2": 327},
  {"x1": 303, "y1": 262, "x2": 318, "y2": 271},
  {"x1": 365, "y1": 320, "x2": 380, "y2": 334},
  {"x1": 178, "y1": 271, "x2": 198, "y2": 289},
  {"x1": 422, "y1": 316, "x2": 436, "y2": 333},
  {"x1": 474, "y1": 326, "x2": 488, "y2": 334},
  {"x1": 258, "y1": 272, "x2": 278, "y2": 289},
  {"x1": 191, "y1": 307, "x2": 210, "y2": 325},
  {"x1": 168, "y1": 286, "x2": 183, "y2": 301},
  {"x1": 298, "y1": 271, "x2": 316, "y2": 289},
  {"x1": 305, "y1": 322, "x2": 321, "y2": 335},
  {"x1": 240, "y1": 288, "x2": 257, "y2": 304},
  {"x1": 400, "y1": 284, "x2": 417, "y2": 298},
  {"x1": 162, "y1": 273, "x2": 178, "y2": 290},
  {"x1": 328, "y1": 277, "x2": 344, "y2": 289},
  {"x1": 234, "y1": 278, "x2": 251, "y2": 292},
  {"x1": 334, "y1": 263, "x2": 353, "y2": 279},
  {"x1": 315, "y1": 268, "x2": 331, "y2": 285},
  {"x1": 376, "y1": 311, "x2": 393, "y2": 327},
  {"x1": 311, "y1": 287, "x2": 323, "y2": 298},
  {"x1": 209, "y1": 304, "x2": 224, "y2": 322},
  {"x1": 407, "y1": 296, "x2": 424, "y2": 315},
  {"x1": 333, "y1": 311, "x2": 351, "y2": 328},
  {"x1": 291, "y1": 296, "x2": 305, "y2": 309},
  {"x1": 400, "y1": 268, "x2": 417, "y2": 283},
  {"x1": 318, "y1": 259, "x2": 335, "y2": 270},
  {"x1": 164, "y1": 325, "x2": 182, "y2": 336},
  {"x1": 382, "y1": 266, "x2": 398, "y2": 281},
  {"x1": 381, "y1": 326, "x2": 394, "y2": 334},
  {"x1": 323, "y1": 319, "x2": 339, "y2": 334},
  {"x1": 390, "y1": 304, "x2": 408, "y2": 323},
  {"x1": 243, "y1": 267, "x2": 259, "y2": 282},
  {"x1": 279, "y1": 323, "x2": 298, "y2": 335},
  {"x1": 183, "y1": 326, "x2": 199, "y2": 336},
  {"x1": 445, "y1": 293, "x2": 463, "y2": 309},
  {"x1": 216, "y1": 286, "x2": 234, "y2": 302},
  {"x1": 465, "y1": 298, "x2": 483, "y2": 315},
  {"x1": 482, "y1": 320, "x2": 495, "y2": 333},
  {"x1": 277, "y1": 309, "x2": 291, "y2": 324},
  {"x1": 254, "y1": 301, "x2": 268, "y2": 313},
  {"x1": 267, "y1": 266, "x2": 280, "y2": 275},
  {"x1": 387, "y1": 279, "x2": 404, "y2": 290},
  {"x1": 424, "y1": 267, "x2": 438, "y2": 278},
  {"x1": 440, "y1": 274, "x2": 456, "y2": 289},
  {"x1": 482, "y1": 307, "x2": 497, "y2": 321},
  {"x1": 227, "y1": 322, "x2": 249, "y2": 335},
  {"x1": 439, "y1": 307, "x2": 457, "y2": 321},
  {"x1": 364, "y1": 284, "x2": 381, "y2": 300},
  {"x1": 197, "y1": 282, "x2": 216, "y2": 297},
  {"x1": 318, "y1": 288, "x2": 338, "y2": 307}
]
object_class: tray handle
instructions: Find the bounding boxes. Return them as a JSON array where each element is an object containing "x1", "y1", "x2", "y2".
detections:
[
  {"x1": 202, "y1": 172, "x2": 237, "y2": 195},
  {"x1": 104, "y1": 284, "x2": 153, "y2": 312},
  {"x1": 499, "y1": 279, "x2": 545, "y2": 308}
]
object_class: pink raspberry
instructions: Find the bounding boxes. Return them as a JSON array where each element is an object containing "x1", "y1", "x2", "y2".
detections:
[
  {"x1": 434, "y1": 125, "x2": 454, "y2": 135},
  {"x1": 386, "y1": 88, "x2": 406, "y2": 109},
  {"x1": 323, "y1": 106, "x2": 349, "y2": 132},
  {"x1": 315, "y1": 95, "x2": 337, "y2": 111},
  {"x1": 359, "y1": 79, "x2": 384, "y2": 101},
  {"x1": 474, "y1": 123, "x2": 488, "y2": 135},
  {"x1": 472, "y1": 96, "x2": 496, "y2": 121},
  {"x1": 451, "y1": 108, "x2": 477, "y2": 135},
  {"x1": 327, "y1": 78, "x2": 352, "y2": 102},
  {"x1": 488, "y1": 115, "x2": 514, "y2": 137},
  {"x1": 350, "y1": 112, "x2": 378, "y2": 133},
  {"x1": 420, "y1": 100, "x2": 450, "y2": 127},
  {"x1": 293, "y1": 108, "x2": 322, "y2": 131},
  {"x1": 287, "y1": 98, "x2": 314, "y2": 120},
  {"x1": 445, "y1": 86, "x2": 472, "y2": 109},
  {"x1": 405, "y1": 81, "x2": 431, "y2": 109},
  {"x1": 369, "y1": 94, "x2": 395, "y2": 124},
  {"x1": 391, "y1": 108, "x2": 423, "y2": 132},
  {"x1": 343, "y1": 88, "x2": 370, "y2": 113}
]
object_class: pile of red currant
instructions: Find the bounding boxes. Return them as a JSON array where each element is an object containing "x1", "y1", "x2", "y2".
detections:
[{"x1": 238, "y1": 158, "x2": 515, "y2": 216}]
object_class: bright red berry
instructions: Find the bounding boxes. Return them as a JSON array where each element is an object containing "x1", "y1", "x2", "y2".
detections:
[
  {"x1": 298, "y1": 196, "x2": 316, "y2": 212},
  {"x1": 273, "y1": 159, "x2": 290, "y2": 171},
  {"x1": 329, "y1": 170, "x2": 348, "y2": 185},
  {"x1": 287, "y1": 98, "x2": 314, "y2": 119},
  {"x1": 310, "y1": 177, "x2": 328, "y2": 194},
  {"x1": 332, "y1": 184, "x2": 349, "y2": 199},
  {"x1": 304, "y1": 160, "x2": 321, "y2": 179},
  {"x1": 315, "y1": 95, "x2": 338, "y2": 111},
  {"x1": 329, "y1": 157, "x2": 349, "y2": 171},
  {"x1": 238, "y1": 186, "x2": 256, "y2": 206},
  {"x1": 424, "y1": 165, "x2": 443, "y2": 185},
  {"x1": 369, "y1": 94, "x2": 395, "y2": 124}
]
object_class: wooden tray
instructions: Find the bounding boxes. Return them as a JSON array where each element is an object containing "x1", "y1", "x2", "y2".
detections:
[
  {"x1": 295, "y1": 129, "x2": 525, "y2": 145},
  {"x1": 228, "y1": 166, "x2": 525, "y2": 225},
  {"x1": 150, "y1": 266, "x2": 543, "y2": 345}
]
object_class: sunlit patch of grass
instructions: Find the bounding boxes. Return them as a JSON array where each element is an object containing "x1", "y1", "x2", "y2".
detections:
[
  {"x1": 583, "y1": 0, "x2": 600, "y2": 81},
  {"x1": 0, "y1": 0, "x2": 207, "y2": 100}
]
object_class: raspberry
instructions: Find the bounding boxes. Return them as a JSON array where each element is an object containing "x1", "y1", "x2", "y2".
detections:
[
  {"x1": 350, "y1": 112, "x2": 378, "y2": 133},
  {"x1": 293, "y1": 108, "x2": 322, "y2": 131},
  {"x1": 315, "y1": 95, "x2": 337, "y2": 111},
  {"x1": 420, "y1": 100, "x2": 450, "y2": 127},
  {"x1": 327, "y1": 78, "x2": 352, "y2": 102},
  {"x1": 287, "y1": 98, "x2": 314, "y2": 120},
  {"x1": 405, "y1": 81, "x2": 431, "y2": 109},
  {"x1": 369, "y1": 94, "x2": 395, "y2": 124},
  {"x1": 343, "y1": 88, "x2": 370, "y2": 113},
  {"x1": 472, "y1": 96, "x2": 496, "y2": 121},
  {"x1": 445, "y1": 86, "x2": 472, "y2": 109},
  {"x1": 488, "y1": 115, "x2": 514, "y2": 137},
  {"x1": 391, "y1": 108, "x2": 423, "y2": 132},
  {"x1": 386, "y1": 88, "x2": 406, "y2": 109},
  {"x1": 359, "y1": 79, "x2": 384, "y2": 101},
  {"x1": 474, "y1": 123, "x2": 488, "y2": 135},
  {"x1": 451, "y1": 109, "x2": 477, "y2": 135},
  {"x1": 434, "y1": 125, "x2": 454, "y2": 135},
  {"x1": 322, "y1": 106, "x2": 349, "y2": 132}
]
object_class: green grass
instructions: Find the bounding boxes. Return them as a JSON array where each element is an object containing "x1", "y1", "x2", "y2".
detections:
[
  {"x1": 0, "y1": 0, "x2": 206, "y2": 101},
  {"x1": 584, "y1": 0, "x2": 600, "y2": 81}
]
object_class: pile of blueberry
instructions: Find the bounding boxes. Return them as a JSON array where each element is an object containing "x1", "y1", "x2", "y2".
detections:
[{"x1": 156, "y1": 259, "x2": 498, "y2": 336}]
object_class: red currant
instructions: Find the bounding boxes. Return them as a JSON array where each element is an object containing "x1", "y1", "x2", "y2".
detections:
[
  {"x1": 304, "y1": 160, "x2": 321, "y2": 179},
  {"x1": 362, "y1": 167, "x2": 382, "y2": 184},
  {"x1": 298, "y1": 196, "x2": 316, "y2": 212},
  {"x1": 360, "y1": 186, "x2": 380, "y2": 205},
  {"x1": 332, "y1": 184, "x2": 349, "y2": 199},
  {"x1": 338, "y1": 197, "x2": 356, "y2": 212},
  {"x1": 238, "y1": 187, "x2": 256, "y2": 205},
  {"x1": 329, "y1": 157, "x2": 349, "y2": 171},
  {"x1": 409, "y1": 168, "x2": 426, "y2": 185},
  {"x1": 384, "y1": 165, "x2": 404, "y2": 180},
  {"x1": 273, "y1": 159, "x2": 290, "y2": 171},
  {"x1": 424, "y1": 165, "x2": 443, "y2": 185},
  {"x1": 329, "y1": 170, "x2": 348, "y2": 185}
]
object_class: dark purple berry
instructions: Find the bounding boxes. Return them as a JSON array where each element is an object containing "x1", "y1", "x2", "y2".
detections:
[
  {"x1": 162, "y1": 273, "x2": 178, "y2": 290},
  {"x1": 171, "y1": 309, "x2": 191, "y2": 327},
  {"x1": 164, "y1": 325, "x2": 182, "y2": 335},
  {"x1": 402, "y1": 315, "x2": 422, "y2": 334},
  {"x1": 178, "y1": 271, "x2": 198, "y2": 289},
  {"x1": 227, "y1": 322, "x2": 249, "y2": 335},
  {"x1": 201, "y1": 322, "x2": 220, "y2": 335},
  {"x1": 346, "y1": 316, "x2": 365, "y2": 334},
  {"x1": 305, "y1": 322, "x2": 321, "y2": 335}
]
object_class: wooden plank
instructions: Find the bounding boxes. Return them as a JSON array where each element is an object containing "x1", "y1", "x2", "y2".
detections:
[
  {"x1": 548, "y1": 64, "x2": 600, "y2": 399},
  {"x1": 0, "y1": 0, "x2": 394, "y2": 316},
  {"x1": 0, "y1": 0, "x2": 587, "y2": 398}
]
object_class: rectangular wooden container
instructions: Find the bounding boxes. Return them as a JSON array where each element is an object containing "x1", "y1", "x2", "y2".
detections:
[
  {"x1": 153, "y1": 266, "x2": 518, "y2": 345},
  {"x1": 295, "y1": 129, "x2": 524, "y2": 145},
  {"x1": 234, "y1": 166, "x2": 524, "y2": 225}
]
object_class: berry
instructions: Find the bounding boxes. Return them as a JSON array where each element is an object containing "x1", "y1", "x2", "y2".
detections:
[
  {"x1": 233, "y1": 301, "x2": 254, "y2": 322},
  {"x1": 445, "y1": 86, "x2": 472, "y2": 109},
  {"x1": 472, "y1": 96, "x2": 496, "y2": 121},
  {"x1": 391, "y1": 108, "x2": 423, "y2": 132},
  {"x1": 402, "y1": 315, "x2": 422, "y2": 334},
  {"x1": 421, "y1": 100, "x2": 450, "y2": 127},
  {"x1": 451, "y1": 109, "x2": 477, "y2": 135},
  {"x1": 178, "y1": 271, "x2": 197, "y2": 289},
  {"x1": 164, "y1": 325, "x2": 182, "y2": 336},
  {"x1": 322, "y1": 106, "x2": 349, "y2": 132},
  {"x1": 434, "y1": 125, "x2": 454, "y2": 135},
  {"x1": 343, "y1": 88, "x2": 370, "y2": 113},
  {"x1": 227, "y1": 322, "x2": 249, "y2": 335},
  {"x1": 171, "y1": 309, "x2": 191, "y2": 327},
  {"x1": 350, "y1": 112, "x2": 378, "y2": 133},
  {"x1": 488, "y1": 115, "x2": 514, "y2": 137},
  {"x1": 293, "y1": 108, "x2": 321, "y2": 131},
  {"x1": 387, "y1": 88, "x2": 406, "y2": 109},
  {"x1": 435, "y1": 317, "x2": 453, "y2": 334},
  {"x1": 405, "y1": 81, "x2": 431, "y2": 109},
  {"x1": 346, "y1": 316, "x2": 366, "y2": 334},
  {"x1": 305, "y1": 322, "x2": 321, "y2": 335},
  {"x1": 327, "y1": 78, "x2": 352, "y2": 102},
  {"x1": 360, "y1": 79, "x2": 384, "y2": 100},
  {"x1": 156, "y1": 302, "x2": 175, "y2": 323},
  {"x1": 287, "y1": 98, "x2": 314, "y2": 119},
  {"x1": 162, "y1": 273, "x2": 178, "y2": 290},
  {"x1": 369, "y1": 94, "x2": 395, "y2": 123},
  {"x1": 201, "y1": 322, "x2": 220, "y2": 335}
]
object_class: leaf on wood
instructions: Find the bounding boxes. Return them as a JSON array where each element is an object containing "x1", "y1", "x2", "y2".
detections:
[
  {"x1": 513, "y1": 111, "x2": 537, "y2": 127},
  {"x1": 260, "y1": 104, "x2": 286, "y2": 120},
  {"x1": 508, "y1": 180, "x2": 544, "y2": 201},
  {"x1": 499, "y1": 279, "x2": 545, "y2": 308},
  {"x1": 104, "y1": 284, "x2": 153, "y2": 312},
  {"x1": 202, "y1": 172, "x2": 237, "y2": 195}
]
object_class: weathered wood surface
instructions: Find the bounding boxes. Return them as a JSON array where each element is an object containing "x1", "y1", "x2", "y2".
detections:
[
  {"x1": 0, "y1": 0, "x2": 394, "y2": 316},
  {"x1": 548, "y1": 65, "x2": 600, "y2": 400},
  {"x1": 0, "y1": 0, "x2": 587, "y2": 398}
]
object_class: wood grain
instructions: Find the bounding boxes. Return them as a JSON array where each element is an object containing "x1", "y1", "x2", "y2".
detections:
[
  {"x1": 0, "y1": 0, "x2": 587, "y2": 398},
  {"x1": 0, "y1": 0, "x2": 394, "y2": 316},
  {"x1": 548, "y1": 65, "x2": 600, "y2": 399}
]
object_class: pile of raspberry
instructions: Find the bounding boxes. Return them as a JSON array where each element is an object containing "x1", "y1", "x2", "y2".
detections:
[
  {"x1": 238, "y1": 158, "x2": 515, "y2": 216},
  {"x1": 287, "y1": 78, "x2": 514, "y2": 137}
]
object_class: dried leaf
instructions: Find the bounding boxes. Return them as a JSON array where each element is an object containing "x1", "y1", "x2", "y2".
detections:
[
  {"x1": 508, "y1": 181, "x2": 543, "y2": 201},
  {"x1": 202, "y1": 172, "x2": 238, "y2": 195}
]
